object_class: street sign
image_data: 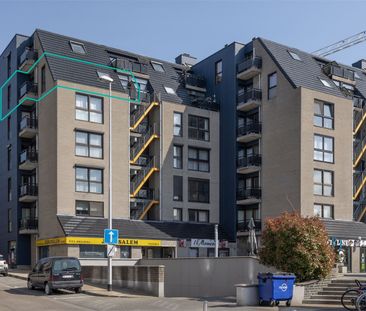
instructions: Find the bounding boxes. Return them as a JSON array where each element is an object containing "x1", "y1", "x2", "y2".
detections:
[
  {"x1": 107, "y1": 244, "x2": 116, "y2": 257},
  {"x1": 104, "y1": 229, "x2": 119, "y2": 245}
]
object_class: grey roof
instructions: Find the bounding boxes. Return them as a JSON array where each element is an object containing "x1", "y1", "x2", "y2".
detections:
[
  {"x1": 35, "y1": 29, "x2": 201, "y2": 106},
  {"x1": 57, "y1": 215, "x2": 229, "y2": 241},
  {"x1": 322, "y1": 219, "x2": 366, "y2": 239},
  {"x1": 258, "y1": 37, "x2": 366, "y2": 100}
]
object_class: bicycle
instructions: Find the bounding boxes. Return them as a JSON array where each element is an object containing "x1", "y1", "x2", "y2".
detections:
[{"x1": 341, "y1": 280, "x2": 366, "y2": 310}]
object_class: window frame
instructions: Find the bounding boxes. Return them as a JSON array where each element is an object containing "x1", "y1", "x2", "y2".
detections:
[
  {"x1": 215, "y1": 60, "x2": 222, "y2": 84},
  {"x1": 41, "y1": 65, "x2": 46, "y2": 94},
  {"x1": 313, "y1": 134, "x2": 334, "y2": 163},
  {"x1": 75, "y1": 200, "x2": 104, "y2": 217},
  {"x1": 288, "y1": 50, "x2": 301, "y2": 61},
  {"x1": 313, "y1": 169, "x2": 334, "y2": 197},
  {"x1": 314, "y1": 203, "x2": 334, "y2": 219},
  {"x1": 75, "y1": 166, "x2": 103, "y2": 194},
  {"x1": 75, "y1": 130, "x2": 104, "y2": 159},
  {"x1": 70, "y1": 41, "x2": 86, "y2": 54},
  {"x1": 268, "y1": 72, "x2": 277, "y2": 99},
  {"x1": 75, "y1": 93, "x2": 104, "y2": 124},
  {"x1": 173, "y1": 112, "x2": 183, "y2": 137},
  {"x1": 319, "y1": 77, "x2": 333, "y2": 88},
  {"x1": 173, "y1": 145, "x2": 183, "y2": 169},
  {"x1": 173, "y1": 175, "x2": 183, "y2": 201},
  {"x1": 314, "y1": 100, "x2": 334, "y2": 129},
  {"x1": 151, "y1": 61, "x2": 165, "y2": 73},
  {"x1": 173, "y1": 208, "x2": 183, "y2": 221},
  {"x1": 188, "y1": 209, "x2": 209, "y2": 223},
  {"x1": 188, "y1": 178, "x2": 210, "y2": 203},
  {"x1": 164, "y1": 86, "x2": 176, "y2": 95},
  {"x1": 188, "y1": 115, "x2": 210, "y2": 142},
  {"x1": 188, "y1": 147, "x2": 210, "y2": 172}
]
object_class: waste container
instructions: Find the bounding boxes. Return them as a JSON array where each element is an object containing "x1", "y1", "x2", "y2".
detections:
[{"x1": 257, "y1": 273, "x2": 296, "y2": 307}]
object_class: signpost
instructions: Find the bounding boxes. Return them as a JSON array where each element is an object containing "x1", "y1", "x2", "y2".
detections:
[
  {"x1": 104, "y1": 229, "x2": 119, "y2": 245},
  {"x1": 104, "y1": 229, "x2": 118, "y2": 291}
]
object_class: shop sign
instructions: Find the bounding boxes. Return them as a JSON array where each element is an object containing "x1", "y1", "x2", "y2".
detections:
[
  {"x1": 329, "y1": 238, "x2": 366, "y2": 247},
  {"x1": 191, "y1": 239, "x2": 216, "y2": 248}
]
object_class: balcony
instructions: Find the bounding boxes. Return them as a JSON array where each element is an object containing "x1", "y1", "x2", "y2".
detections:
[
  {"x1": 19, "y1": 184, "x2": 38, "y2": 202},
  {"x1": 237, "y1": 89, "x2": 262, "y2": 111},
  {"x1": 19, "y1": 218, "x2": 38, "y2": 234},
  {"x1": 19, "y1": 48, "x2": 38, "y2": 72},
  {"x1": 323, "y1": 63, "x2": 356, "y2": 85},
  {"x1": 130, "y1": 188, "x2": 159, "y2": 220},
  {"x1": 353, "y1": 97, "x2": 364, "y2": 110},
  {"x1": 237, "y1": 122, "x2": 261, "y2": 143},
  {"x1": 237, "y1": 154, "x2": 261, "y2": 174},
  {"x1": 237, "y1": 188, "x2": 261, "y2": 205},
  {"x1": 19, "y1": 149, "x2": 38, "y2": 171},
  {"x1": 130, "y1": 157, "x2": 159, "y2": 197},
  {"x1": 237, "y1": 219, "x2": 261, "y2": 232},
  {"x1": 184, "y1": 73, "x2": 206, "y2": 92},
  {"x1": 19, "y1": 116, "x2": 37, "y2": 138},
  {"x1": 237, "y1": 57, "x2": 262, "y2": 80},
  {"x1": 113, "y1": 58, "x2": 149, "y2": 76},
  {"x1": 130, "y1": 124, "x2": 159, "y2": 164},
  {"x1": 19, "y1": 81, "x2": 38, "y2": 106}
]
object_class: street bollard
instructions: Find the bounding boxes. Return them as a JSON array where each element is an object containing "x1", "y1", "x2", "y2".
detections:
[{"x1": 203, "y1": 300, "x2": 208, "y2": 311}]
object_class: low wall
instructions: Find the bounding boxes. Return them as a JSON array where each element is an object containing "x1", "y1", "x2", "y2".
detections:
[
  {"x1": 82, "y1": 265, "x2": 164, "y2": 297},
  {"x1": 138, "y1": 256, "x2": 276, "y2": 297}
]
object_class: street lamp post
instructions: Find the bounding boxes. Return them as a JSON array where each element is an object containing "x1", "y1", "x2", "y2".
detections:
[{"x1": 99, "y1": 74, "x2": 114, "y2": 291}]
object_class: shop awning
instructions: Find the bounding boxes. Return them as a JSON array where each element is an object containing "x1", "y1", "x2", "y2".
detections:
[{"x1": 322, "y1": 219, "x2": 366, "y2": 239}]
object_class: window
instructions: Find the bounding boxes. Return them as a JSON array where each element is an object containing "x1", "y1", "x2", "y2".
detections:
[
  {"x1": 189, "y1": 248, "x2": 199, "y2": 257},
  {"x1": 7, "y1": 178, "x2": 11, "y2": 201},
  {"x1": 355, "y1": 72, "x2": 361, "y2": 79},
  {"x1": 75, "y1": 167, "x2": 103, "y2": 194},
  {"x1": 151, "y1": 61, "x2": 165, "y2": 72},
  {"x1": 268, "y1": 72, "x2": 277, "y2": 99},
  {"x1": 7, "y1": 84, "x2": 11, "y2": 110},
  {"x1": 314, "y1": 169, "x2": 333, "y2": 196},
  {"x1": 41, "y1": 66, "x2": 46, "y2": 93},
  {"x1": 188, "y1": 147, "x2": 209, "y2": 172},
  {"x1": 288, "y1": 50, "x2": 301, "y2": 61},
  {"x1": 319, "y1": 77, "x2": 333, "y2": 88},
  {"x1": 174, "y1": 112, "x2": 182, "y2": 137},
  {"x1": 188, "y1": 209, "x2": 209, "y2": 223},
  {"x1": 70, "y1": 41, "x2": 86, "y2": 54},
  {"x1": 75, "y1": 131, "x2": 103, "y2": 158},
  {"x1": 80, "y1": 245, "x2": 106, "y2": 258},
  {"x1": 173, "y1": 175, "x2": 183, "y2": 201},
  {"x1": 7, "y1": 116, "x2": 11, "y2": 140},
  {"x1": 314, "y1": 100, "x2": 334, "y2": 129},
  {"x1": 7, "y1": 53, "x2": 11, "y2": 78},
  {"x1": 173, "y1": 145, "x2": 183, "y2": 169},
  {"x1": 164, "y1": 86, "x2": 176, "y2": 95},
  {"x1": 188, "y1": 115, "x2": 209, "y2": 141},
  {"x1": 314, "y1": 204, "x2": 334, "y2": 219},
  {"x1": 134, "y1": 78, "x2": 148, "y2": 93},
  {"x1": 173, "y1": 208, "x2": 183, "y2": 221},
  {"x1": 118, "y1": 75, "x2": 129, "y2": 90},
  {"x1": 7, "y1": 146, "x2": 11, "y2": 171},
  {"x1": 188, "y1": 178, "x2": 209, "y2": 203},
  {"x1": 120, "y1": 246, "x2": 131, "y2": 258},
  {"x1": 215, "y1": 60, "x2": 222, "y2": 84},
  {"x1": 75, "y1": 201, "x2": 104, "y2": 217},
  {"x1": 75, "y1": 94, "x2": 103, "y2": 123},
  {"x1": 8, "y1": 209, "x2": 12, "y2": 233},
  {"x1": 314, "y1": 135, "x2": 334, "y2": 163}
]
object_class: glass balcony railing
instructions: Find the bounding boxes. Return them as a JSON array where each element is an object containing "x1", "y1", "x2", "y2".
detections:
[
  {"x1": 237, "y1": 57, "x2": 262, "y2": 74},
  {"x1": 237, "y1": 188, "x2": 261, "y2": 201}
]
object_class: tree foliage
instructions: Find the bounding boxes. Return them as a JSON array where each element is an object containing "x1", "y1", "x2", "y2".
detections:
[{"x1": 259, "y1": 212, "x2": 335, "y2": 282}]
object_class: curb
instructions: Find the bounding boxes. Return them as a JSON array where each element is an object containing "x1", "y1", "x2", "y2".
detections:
[
  {"x1": 8, "y1": 273, "x2": 27, "y2": 281},
  {"x1": 82, "y1": 290, "x2": 126, "y2": 298}
]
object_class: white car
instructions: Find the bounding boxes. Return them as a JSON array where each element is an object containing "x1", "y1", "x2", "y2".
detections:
[{"x1": 0, "y1": 255, "x2": 8, "y2": 276}]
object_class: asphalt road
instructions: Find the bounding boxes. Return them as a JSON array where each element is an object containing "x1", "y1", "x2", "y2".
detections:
[{"x1": 0, "y1": 276, "x2": 345, "y2": 311}]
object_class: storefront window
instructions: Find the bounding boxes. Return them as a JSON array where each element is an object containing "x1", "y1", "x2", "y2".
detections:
[
  {"x1": 80, "y1": 245, "x2": 106, "y2": 258},
  {"x1": 189, "y1": 248, "x2": 199, "y2": 257},
  {"x1": 120, "y1": 246, "x2": 131, "y2": 259}
]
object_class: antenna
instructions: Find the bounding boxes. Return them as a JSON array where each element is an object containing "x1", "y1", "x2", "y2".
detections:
[{"x1": 312, "y1": 31, "x2": 366, "y2": 57}]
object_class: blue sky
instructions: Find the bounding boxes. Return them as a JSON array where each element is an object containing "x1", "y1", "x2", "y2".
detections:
[{"x1": 1, "y1": 0, "x2": 366, "y2": 65}]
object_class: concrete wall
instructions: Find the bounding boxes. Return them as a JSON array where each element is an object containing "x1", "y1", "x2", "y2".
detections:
[
  {"x1": 82, "y1": 265, "x2": 165, "y2": 297},
  {"x1": 138, "y1": 256, "x2": 276, "y2": 297}
]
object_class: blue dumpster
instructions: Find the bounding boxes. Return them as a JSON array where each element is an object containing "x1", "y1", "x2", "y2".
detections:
[{"x1": 258, "y1": 273, "x2": 296, "y2": 307}]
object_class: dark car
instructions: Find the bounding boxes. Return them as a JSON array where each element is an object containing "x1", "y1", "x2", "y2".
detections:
[{"x1": 27, "y1": 256, "x2": 83, "y2": 295}]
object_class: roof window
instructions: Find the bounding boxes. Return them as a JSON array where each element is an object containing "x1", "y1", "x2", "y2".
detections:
[
  {"x1": 288, "y1": 50, "x2": 301, "y2": 61},
  {"x1": 70, "y1": 41, "x2": 86, "y2": 54},
  {"x1": 164, "y1": 86, "x2": 176, "y2": 95},
  {"x1": 151, "y1": 61, "x2": 165, "y2": 73},
  {"x1": 319, "y1": 78, "x2": 333, "y2": 88}
]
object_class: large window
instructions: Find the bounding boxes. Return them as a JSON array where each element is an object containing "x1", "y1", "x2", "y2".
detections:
[
  {"x1": 188, "y1": 178, "x2": 209, "y2": 203},
  {"x1": 75, "y1": 200, "x2": 104, "y2": 217},
  {"x1": 173, "y1": 175, "x2": 183, "y2": 201},
  {"x1": 215, "y1": 60, "x2": 222, "y2": 84},
  {"x1": 173, "y1": 208, "x2": 183, "y2": 221},
  {"x1": 314, "y1": 204, "x2": 334, "y2": 219},
  {"x1": 75, "y1": 131, "x2": 103, "y2": 158},
  {"x1": 314, "y1": 169, "x2": 333, "y2": 196},
  {"x1": 173, "y1": 145, "x2": 183, "y2": 169},
  {"x1": 314, "y1": 135, "x2": 334, "y2": 163},
  {"x1": 76, "y1": 94, "x2": 103, "y2": 123},
  {"x1": 80, "y1": 245, "x2": 106, "y2": 258},
  {"x1": 188, "y1": 147, "x2": 209, "y2": 172},
  {"x1": 173, "y1": 112, "x2": 182, "y2": 137},
  {"x1": 75, "y1": 167, "x2": 103, "y2": 194},
  {"x1": 268, "y1": 72, "x2": 277, "y2": 99},
  {"x1": 188, "y1": 209, "x2": 209, "y2": 223},
  {"x1": 188, "y1": 115, "x2": 209, "y2": 141},
  {"x1": 314, "y1": 100, "x2": 334, "y2": 129}
]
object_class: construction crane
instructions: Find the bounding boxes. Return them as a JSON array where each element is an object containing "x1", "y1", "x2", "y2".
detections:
[{"x1": 312, "y1": 31, "x2": 366, "y2": 57}]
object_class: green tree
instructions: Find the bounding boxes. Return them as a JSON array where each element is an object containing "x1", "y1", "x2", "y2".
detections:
[{"x1": 259, "y1": 212, "x2": 335, "y2": 282}]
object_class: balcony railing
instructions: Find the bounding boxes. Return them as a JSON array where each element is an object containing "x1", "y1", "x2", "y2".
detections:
[
  {"x1": 237, "y1": 219, "x2": 262, "y2": 232},
  {"x1": 20, "y1": 116, "x2": 37, "y2": 131},
  {"x1": 19, "y1": 81, "x2": 38, "y2": 98},
  {"x1": 134, "y1": 188, "x2": 158, "y2": 200},
  {"x1": 237, "y1": 89, "x2": 262, "y2": 105},
  {"x1": 237, "y1": 188, "x2": 261, "y2": 201},
  {"x1": 237, "y1": 57, "x2": 262, "y2": 74},
  {"x1": 130, "y1": 157, "x2": 158, "y2": 195},
  {"x1": 114, "y1": 58, "x2": 148, "y2": 75},
  {"x1": 19, "y1": 49, "x2": 38, "y2": 69},
  {"x1": 130, "y1": 123, "x2": 159, "y2": 161},
  {"x1": 190, "y1": 97, "x2": 220, "y2": 111},
  {"x1": 237, "y1": 122, "x2": 261, "y2": 137},
  {"x1": 185, "y1": 73, "x2": 206, "y2": 89},
  {"x1": 354, "y1": 97, "x2": 364, "y2": 109},
  {"x1": 19, "y1": 218, "x2": 38, "y2": 231},
  {"x1": 324, "y1": 63, "x2": 355, "y2": 81},
  {"x1": 19, "y1": 149, "x2": 38, "y2": 165},
  {"x1": 19, "y1": 184, "x2": 38, "y2": 197},
  {"x1": 237, "y1": 154, "x2": 262, "y2": 168}
]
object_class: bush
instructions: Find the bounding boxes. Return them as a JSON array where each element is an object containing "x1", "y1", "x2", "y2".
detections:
[{"x1": 259, "y1": 212, "x2": 335, "y2": 282}]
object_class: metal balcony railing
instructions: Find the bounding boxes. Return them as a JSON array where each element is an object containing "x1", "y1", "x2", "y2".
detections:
[
  {"x1": 19, "y1": 149, "x2": 38, "y2": 164},
  {"x1": 237, "y1": 154, "x2": 262, "y2": 168},
  {"x1": 354, "y1": 97, "x2": 364, "y2": 109},
  {"x1": 130, "y1": 124, "x2": 159, "y2": 162},
  {"x1": 237, "y1": 89, "x2": 262, "y2": 105},
  {"x1": 130, "y1": 93, "x2": 160, "y2": 127},
  {"x1": 237, "y1": 188, "x2": 261, "y2": 201},
  {"x1": 19, "y1": 116, "x2": 37, "y2": 131},
  {"x1": 19, "y1": 184, "x2": 38, "y2": 197},
  {"x1": 185, "y1": 73, "x2": 206, "y2": 89},
  {"x1": 324, "y1": 63, "x2": 355, "y2": 81},
  {"x1": 237, "y1": 56, "x2": 262, "y2": 74},
  {"x1": 114, "y1": 58, "x2": 148, "y2": 75},
  {"x1": 237, "y1": 219, "x2": 262, "y2": 232},
  {"x1": 19, "y1": 81, "x2": 38, "y2": 98},
  {"x1": 130, "y1": 157, "x2": 158, "y2": 196},
  {"x1": 19, "y1": 218, "x2": 38, "y2": 231},
  {"x1": 237, "y1": 122, "x2": 261, "y2": 137}
]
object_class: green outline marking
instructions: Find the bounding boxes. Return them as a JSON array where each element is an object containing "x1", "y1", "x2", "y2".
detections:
[{"x1": 0, "y1": 51, "x2": 142, "y2": 122}]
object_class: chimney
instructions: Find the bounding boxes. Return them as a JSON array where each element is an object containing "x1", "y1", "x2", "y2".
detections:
[
  {"x1": 175, "y1": 53, "x2": 197, "y2": 67},
  {"x1": 352, "y1": 59, "x2": 366, "y2": 70}
]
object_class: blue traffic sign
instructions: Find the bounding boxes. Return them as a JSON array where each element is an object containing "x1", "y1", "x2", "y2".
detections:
[{"x1": 104, "y1": 229, "x2": 119, "y2": 245}]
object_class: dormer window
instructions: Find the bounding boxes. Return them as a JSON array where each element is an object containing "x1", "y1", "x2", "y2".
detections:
[{"x1": 70, "y1": 41, "x2": 86, "y2": 54}]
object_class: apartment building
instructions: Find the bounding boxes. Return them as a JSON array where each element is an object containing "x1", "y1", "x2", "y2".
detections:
[
  {"x1": 194, "y1": 38, "x2": 366, "y2": 272},
  {"x1": 0, "y1": 30, "x2": 229, "y2": 267}
]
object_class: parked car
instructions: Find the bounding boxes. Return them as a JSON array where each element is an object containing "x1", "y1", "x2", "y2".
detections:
[
  {"x1": 0, "y1": 255, "x2": 8, "y2": 276},
  {"x1": 27, "y1": 257, "x2": 83, "y2": 295}
]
